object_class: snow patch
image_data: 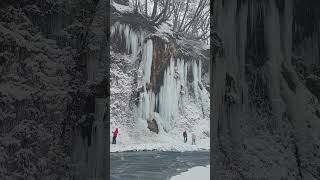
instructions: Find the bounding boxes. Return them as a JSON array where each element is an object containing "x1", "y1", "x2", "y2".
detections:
[
  {"x1": 170, "y1": 165, "x2": 210, "y2": 180},
  {"x1": 112, "y1": 2, "x2": 133, "y2": 13}
]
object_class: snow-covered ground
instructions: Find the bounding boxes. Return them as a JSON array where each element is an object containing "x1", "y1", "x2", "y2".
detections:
[
  {"x1": 110, "y1": 130, "x2": 210, "y2": 152},
  {"x1": 170, "y1": 165, "x2": 210, "y2": 180}
]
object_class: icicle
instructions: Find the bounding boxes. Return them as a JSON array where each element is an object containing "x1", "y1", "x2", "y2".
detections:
[
  {"x1": 124, "y1": 24, "x2": 130, "y2": 54},
  {"x1": 192, "y1": 60, "x2": 199, "y2": 99},
  {"x1": 143, "y1": 39, "x2": 153, "y2": 84},
  {"x1": 198, "y1": 60, "x2": 202, "y2": 84},
  {"x1": 110, "y1": 22, "x2": 118, "y2": 36},
  {"x1": 130, "y1": 30, "x2": 138, "y2": 58},
  {"x1": 158, "y1": 57, "x2": 179, "y2": 130},
  {"x1": 110, "y1": 22, "x2": 143, "y2": 60}
]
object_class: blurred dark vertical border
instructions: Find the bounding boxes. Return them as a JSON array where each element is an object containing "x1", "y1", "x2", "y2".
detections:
[
  {"x1": 209, "y1": 0, "x2": 320, "y2": 179},
  {"x1": 0, "y1": 0, "x2": 110, "y2": 179},
  {"x1": 106, "y1": 0, "x2": 111, "y2": 179},
  {"x1": 210, "y1": 0, "x2": 215, "y2": 179}
]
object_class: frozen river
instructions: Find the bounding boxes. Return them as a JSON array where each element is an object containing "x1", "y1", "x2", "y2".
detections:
[{"x1": 110, "y1": 151, "x2": 210, "y2": 180}]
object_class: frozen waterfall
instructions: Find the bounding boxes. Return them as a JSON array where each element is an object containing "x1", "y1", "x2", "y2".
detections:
[
  {"x1": 139, "y1": 45, "x2": 203, "y2": 132},
  {"x1": 111, "y1": 21, "x2": 206, "y2": 133}
]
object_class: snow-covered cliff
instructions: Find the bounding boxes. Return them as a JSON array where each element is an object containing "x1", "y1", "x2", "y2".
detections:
[{"x1": 110, "y1": 3, "x2": 210, "y2": 152}]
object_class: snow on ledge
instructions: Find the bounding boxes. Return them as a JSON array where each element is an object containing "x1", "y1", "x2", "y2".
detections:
[
  {"x1": 110, "y1": 139, "x2": 210, "y2": 153},
  {"x1": 112, "y1": 2, "x2": 133, "y2": 13},
  {"x1": 170, "y1": 165, "x2": 210, "y2": 180}
]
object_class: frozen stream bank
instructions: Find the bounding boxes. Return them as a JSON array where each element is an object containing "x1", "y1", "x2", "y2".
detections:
[{"x1": 110, "y1": 151, "x2": 209, "y2": 180}]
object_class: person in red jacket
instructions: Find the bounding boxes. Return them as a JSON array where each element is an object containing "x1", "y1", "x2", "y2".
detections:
[{"x1": 112, "y1": 128, "x2": 119, "y2": 144}]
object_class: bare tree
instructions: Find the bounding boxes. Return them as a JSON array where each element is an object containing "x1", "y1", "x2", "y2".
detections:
[
  {"x1": 132, "y1": 0, "x2": 174, "y2": 26},
  {"x1": 151, "y1": 0, "x2": 159, "y2": 18},
  {"x1": 172, "y1": 0, "x2": 210, "y2": 40},
  {"x1": 131, "y1": 0, "x2": 209, "y2": 40},
  {"x1": 145, "y1": 0, "x2": 148, "y2": 15}
]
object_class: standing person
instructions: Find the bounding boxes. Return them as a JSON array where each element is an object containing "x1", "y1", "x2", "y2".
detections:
[
  {"x1": 192, "y1": 133, "x2": 196, "y2": 145},
  {"x1": 183, "y1": 130, "x2": 187, "y2": 143},
  {"x1": 112, "y1": 128, "x2": 119, "y2": 144}
]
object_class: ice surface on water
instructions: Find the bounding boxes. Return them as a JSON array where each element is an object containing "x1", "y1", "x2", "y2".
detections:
[{"x1": 111, "y1": 151, "x2": 209, "y2": 180}]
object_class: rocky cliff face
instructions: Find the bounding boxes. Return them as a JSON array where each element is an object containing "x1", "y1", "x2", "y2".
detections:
[{"x1": 213, "y1": 0, "x2": 320, "y2": 179}]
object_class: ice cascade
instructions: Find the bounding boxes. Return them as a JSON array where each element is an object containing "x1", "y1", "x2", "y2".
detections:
[
  {"x1": 111, "y1": 22, "x2": 205, "y2": 133},
  {"x1": 110, "y1": 22, "x2": 144, "y2": 59},
  {"x1": 139, "y1": 46, "x2": 203, "y2": 132}
]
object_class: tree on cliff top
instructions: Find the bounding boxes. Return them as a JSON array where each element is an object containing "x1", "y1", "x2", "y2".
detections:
[{"x1": 130, "y1": 0, "x2": 210, "y2": 41}]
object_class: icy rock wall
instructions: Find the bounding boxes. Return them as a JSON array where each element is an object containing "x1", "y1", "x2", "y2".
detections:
[{"x1": 110, "y1": 22, "x2": 208, "y2": 134}]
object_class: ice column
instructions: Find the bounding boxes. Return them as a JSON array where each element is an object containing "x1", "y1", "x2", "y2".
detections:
[
  {"x1": 157, "y1": 58, "x2": 202, "y2": 131},
  {"x1": 138, "y1": 39, "x2": 154, "y2": 122},
  {"x1": 143, "y1": 40, "x2": 153, "y2": 83},
  {"x1": 192, "y1": 60, "x2": 202, "y2": 99}
]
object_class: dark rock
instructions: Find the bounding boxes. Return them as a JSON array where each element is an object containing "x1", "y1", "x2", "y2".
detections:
[
  {"x1": 147, "y1": 119, "x2": 159, "y2": 134},
  {"x1": 198, "y1": 82, "x2": 203, "y2": 90},
  {"x1": 146, "y1": 82, "x2": 151, "y2": 91}
]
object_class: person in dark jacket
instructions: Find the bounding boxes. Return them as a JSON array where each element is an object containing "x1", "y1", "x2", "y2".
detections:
[
  {"x1": 112, "y1": 128, "x2": 119, "y2": 144},
  {"x1": 183, "y1": 130, "x2": 187, "y2": 143}
]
